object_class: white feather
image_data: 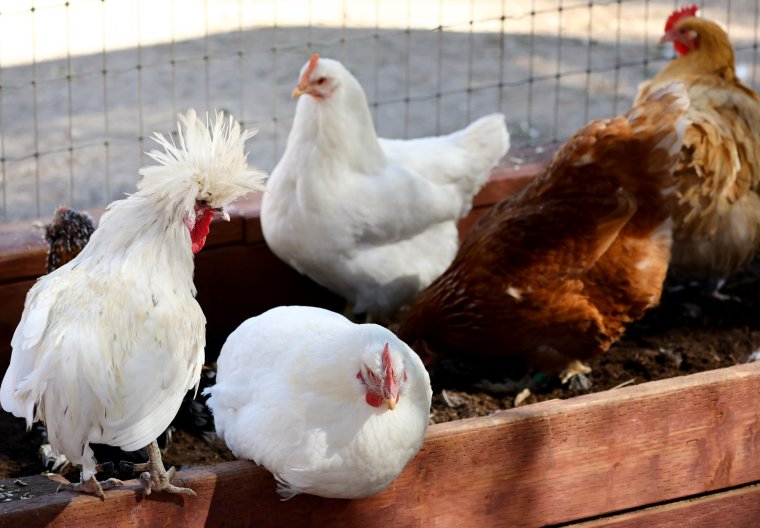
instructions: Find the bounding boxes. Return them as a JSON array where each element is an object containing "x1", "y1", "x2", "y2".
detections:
[
  {"x1": 0, "y1": 109, "x2": 265, "y2": 479},
  {"x1": 206, "y1": 306, "x2": 433, "y2": 499},
  {"x1": 261, "y1": 56, "x2": 510, "y2": 316}
]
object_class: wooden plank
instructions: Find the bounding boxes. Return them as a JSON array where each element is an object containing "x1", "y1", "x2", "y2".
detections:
[
  {"x1": 0, "y1": 279, "x2": 37, "y2": 375},
  {"x1": 238, "y1": 165, "x2": 538, "y2": 245},
  {"x1": 0, "y1": 217, "x2": 63, "y2": 283},
  {"x1": 561, "y1": 483, "x2": 760, "y2": 527},
  {"x1": 0, "y1": 166, "x2": 529, "y2": 284},
  {"x1": 2, "y1": 363, "x2": 759, "y2": 528},
  {"x1": 473, "y1": 164, "x2": 537, "y2": 208},
  {"x1": 0, "y1": 244, "x2": 342, "y2": 375},
  {"x1": 0, "y1": 165, "x2": 538, "y2": 368},
  {"x1": 0, "y1": 206, "x2": 246, "y2": 284},
  {"x1": 194, "y1": 243, "x2": 344, "y2": 360}
]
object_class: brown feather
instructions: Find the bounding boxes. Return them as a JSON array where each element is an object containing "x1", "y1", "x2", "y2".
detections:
[
  {"x1": 398, "y1": 85, "x2": 687, "y2": 373},
  {"x1": 636, "y1": 16, "x2": 760, "y2": 278}
]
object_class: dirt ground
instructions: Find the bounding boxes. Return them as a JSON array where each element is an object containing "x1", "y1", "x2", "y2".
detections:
[{"x1": 1, "y1": 260, "x2": 758, "y2": 484}]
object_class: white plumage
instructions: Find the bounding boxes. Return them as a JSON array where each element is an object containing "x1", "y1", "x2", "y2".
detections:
[
  {"x1": 206, "y1": 306, "x2": 432, "y2": 499},
  {"x1": 0, "y1": 110, "x2": 266, "y2": 497},
  {"x1": 261, "y1": 54, "x2": 510, "y2": 317}
]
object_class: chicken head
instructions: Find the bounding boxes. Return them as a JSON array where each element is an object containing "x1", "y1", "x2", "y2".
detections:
[
  {"x1": 291, "y1": 53, "x2": 338, "y2": 99},
  {"x1": 661, "y1": 5, "x2": 700, "y2": 55},
  {"x1": 356, "y1": 342, "x2": 408, "y2": 410}
]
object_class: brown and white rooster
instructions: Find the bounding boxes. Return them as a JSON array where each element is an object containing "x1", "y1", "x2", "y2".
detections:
[
  {"x1": 1, "y1": 110, "x2": 266, "y2": 498},
  {"x1": 398, "y1": 84, "x2": 688, "y2": 387},
  {"x1": 635, "y1": 5, "x2": 760, "y2": 293}
]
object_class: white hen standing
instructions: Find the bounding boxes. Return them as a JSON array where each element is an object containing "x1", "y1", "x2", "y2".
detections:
[
  {"x1": 206, "y1": 305, "x2": 432, "y2": 499},
  {"x1": 0, "y1": 110, "x2": 266, "y2": 499},
  {"x1": 261, "y1": 53, "x2": 510, "y2": 317}
]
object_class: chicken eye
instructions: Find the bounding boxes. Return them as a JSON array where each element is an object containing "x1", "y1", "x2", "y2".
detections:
[
  {"x1": 197, "y1": 199, "x2": 209, "y2": 207},
  {"x1": 316, "y1": 77, "x2": 327, "y2": 85}
]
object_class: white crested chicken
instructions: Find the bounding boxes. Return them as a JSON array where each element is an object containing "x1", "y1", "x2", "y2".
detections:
[
  {"x1": 206, "y1": 305, "x2": 432, "y2": 499},
  {"x1": 397, "y1": 84, "x2": 688, "y2": 386},
  {"x1": 0, "y1": 110, "x2": 266, "y2": 499},
  {"x1": 35, "y1": 206, "x2": 214, "y2": 476},
  {"x1": 635, "y1": 6, "x2": 760, "y2": 292},
  {"x1": 261, "y1": 53, "x2": 510, "y2": 318}
]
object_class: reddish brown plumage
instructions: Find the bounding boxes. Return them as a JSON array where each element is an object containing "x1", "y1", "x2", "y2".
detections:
[{"x1": 397, "y1": 85, "x2": 688, "y2": 373}]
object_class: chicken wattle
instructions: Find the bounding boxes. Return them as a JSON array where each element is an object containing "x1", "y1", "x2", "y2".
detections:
[{"x1": 206, "y1": 305, "x2": 432, "y2": 499}]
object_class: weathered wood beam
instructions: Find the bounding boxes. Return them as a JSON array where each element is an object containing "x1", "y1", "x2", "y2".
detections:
[
  {"x1": 2, "y1": 363, "x2": 759, "y2": 527},
  {"x1": 561, "y1": 483, "x2": 760, "y2": 527}
]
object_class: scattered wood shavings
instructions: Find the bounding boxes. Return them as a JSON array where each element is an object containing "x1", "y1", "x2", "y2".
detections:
[
  {"x1": 514, "y1": 388, "x2": 532, "y2": 407},
  {"x1": 441, "y1": 389, "x2": 466, "y2": 408}
]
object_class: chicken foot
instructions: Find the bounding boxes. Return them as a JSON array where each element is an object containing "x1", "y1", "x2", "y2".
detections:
[
  {"x1": 560, "y1": 359, "x2": 593, "y2": 391},
  {"x1": 56, "y1": 472, "x2": 124, "y2": 500},
  {"x1": 125, "y1": 440, "x2": 196, "y2": 497}
]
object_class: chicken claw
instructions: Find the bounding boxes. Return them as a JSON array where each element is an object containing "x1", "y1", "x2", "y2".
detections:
[
  {"x1": 57, "y1": 474, "x2": 124, "y2": 500},
  {"x1": 128, "y1": 440, "x2": 196, "y2": 497},
  {"x1": 560, "y1": 359, "x2": 592, "y2": 391}
]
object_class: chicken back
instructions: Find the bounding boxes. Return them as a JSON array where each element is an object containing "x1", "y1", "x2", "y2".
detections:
[{"x1": 398, "y1": 84, "x2": 688, "y2": 374}]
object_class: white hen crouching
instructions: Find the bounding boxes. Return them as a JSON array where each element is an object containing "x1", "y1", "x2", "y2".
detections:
[
  {"x1": 206, "y1": 306, "x2": 433, "y2": 499},
  {"x1": 261, "y1": 53, "x2": 510, "y2": 317},
  {"x1": 0, "y1": 110, "x2": 266, "y2": 499}
]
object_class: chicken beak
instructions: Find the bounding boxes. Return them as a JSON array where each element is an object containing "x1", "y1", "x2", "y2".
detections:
[
  {"x1": 291, "y1": 86, "x2": 305, "y2": 98},
  {"x1": 659, "y1": 32, "x2": 674, "y2": 44},
  {"x1": 385, "y1": 397, "x2": 397, "y2": 411},
  {"x1": 214, "y1": 207, "x2": 231, "y2": 222}
]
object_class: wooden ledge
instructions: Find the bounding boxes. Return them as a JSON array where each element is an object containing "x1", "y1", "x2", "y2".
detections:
[
  {"x1": 0, "y1": 161, "x2": 539, "y2": 285},
  {"x1": 2, "y1": 362, "x2": 759, "y2": 527},
  {"x1": 0, "y1": 162, "x2": 538, "y2": 370}
]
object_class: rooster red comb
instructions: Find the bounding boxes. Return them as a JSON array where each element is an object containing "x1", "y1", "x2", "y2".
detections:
[
  {"x1": 382, "y1": 342, "x2": 393, "y2": 381},
  {"x1": 665, "y1": 5, "x2": 699, "y2": 31},
  {"x1": 299, "y1": 53, "x2": 320, "y2": 86}
]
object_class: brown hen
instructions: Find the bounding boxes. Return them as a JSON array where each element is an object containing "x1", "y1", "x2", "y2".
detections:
[
  {"x1": 635, "y1": 6, "x2": 760, "y2": 283},
  {"x1": 397, "y1": 84, "x2": 688, "y2": 383}
]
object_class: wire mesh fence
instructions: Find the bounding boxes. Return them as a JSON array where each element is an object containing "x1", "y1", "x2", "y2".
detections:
[{"x1": 0, "y1": 0, "x2": 757, "y2": 222}]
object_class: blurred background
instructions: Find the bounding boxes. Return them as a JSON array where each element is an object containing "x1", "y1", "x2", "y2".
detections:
[{"x1": 0, "y1": 0, "x2": 757, "y2": 221}]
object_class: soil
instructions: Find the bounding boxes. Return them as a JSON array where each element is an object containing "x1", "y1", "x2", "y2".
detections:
[{"x1": 1, "y1": 263, "x2": 759, "y2": 489}]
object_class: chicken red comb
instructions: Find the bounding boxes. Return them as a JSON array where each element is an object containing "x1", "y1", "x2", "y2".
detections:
[
  {"x1": 382, "y1": 342, "x2": 393, "y2": 384},
  {"x1": 665, "y1": 5, "x2": 699, "y2": 31},
  {"x1": 299, "y1": 53, "x2": 320, "y2": 86}
]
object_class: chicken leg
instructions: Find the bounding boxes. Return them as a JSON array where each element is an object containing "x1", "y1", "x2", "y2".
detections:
[
  {"x1": 126, "y1": 440, "x2": 196, "y2": 497},
  {"x1": 56, "y1": 470, "x2": 124, "y2": 500},
  {"x1": 560, "y1": 359, "x2": 593, "y2": 391}
]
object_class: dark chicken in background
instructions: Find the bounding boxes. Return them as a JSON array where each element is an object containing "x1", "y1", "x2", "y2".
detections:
[
  {"x1": 398, "y1": 83, "x2": 688, "y2": 389},
  {"x1": 44, "y1": 207, "x2": 95, "y2": 273}
]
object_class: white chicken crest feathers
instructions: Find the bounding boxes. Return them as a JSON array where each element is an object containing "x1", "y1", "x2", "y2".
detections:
[
  {"x1": 140, "y1": 109, "x2": 267, "y2": 217},
  {"x1": 206, "y1": 306, "x2": 433, "y2": 499}
]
